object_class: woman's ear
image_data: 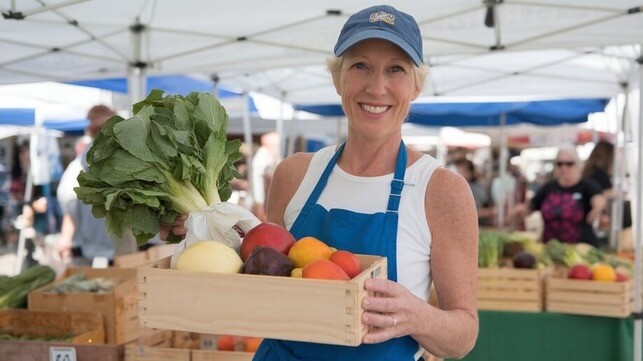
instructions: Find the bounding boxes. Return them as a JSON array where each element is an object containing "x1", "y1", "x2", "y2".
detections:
[
  {"x1": 331, "y1": 71, "x2": 342, "y2": 96},
  {"x1": 411, "y1": 87, "x2": 421, "y2": 101}
]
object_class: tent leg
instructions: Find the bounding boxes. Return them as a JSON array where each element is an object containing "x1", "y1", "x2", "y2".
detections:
[
  {"x1": 242, "y1": 92, "x2": 255, "y2": 201},
  {"x1": 633, "y1": 52, "x2": 642, "y2": 361}
]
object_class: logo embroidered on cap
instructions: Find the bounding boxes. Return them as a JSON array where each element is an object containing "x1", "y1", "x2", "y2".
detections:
[{"x1": 369, "y1": 11, "x2": 395, "y2": 25}]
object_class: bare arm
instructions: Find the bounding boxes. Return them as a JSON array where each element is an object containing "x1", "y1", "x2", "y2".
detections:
[
  {"x1": 265, "y1": 152, "x2": 312, "y2": 227},
  {"x1": 361, "y1": 168, "x2": 479, "y2": 359},
  {"x1": 586, "y1": 193, "x2": 607, "y2": 224}
]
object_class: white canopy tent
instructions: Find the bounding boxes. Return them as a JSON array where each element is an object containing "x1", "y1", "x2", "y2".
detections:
[{"x1": 1, "y1": 1, "x2": 643, "y2": 358}]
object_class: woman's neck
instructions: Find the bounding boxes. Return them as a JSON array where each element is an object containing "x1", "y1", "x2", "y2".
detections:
[{"x1": 338, "y1": 136, "x2": 401, "y2": 176}]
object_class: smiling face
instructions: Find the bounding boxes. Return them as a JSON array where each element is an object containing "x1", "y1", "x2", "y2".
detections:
[{"x1": 333, "y1": 39, "x2": 421, "y2": 142}]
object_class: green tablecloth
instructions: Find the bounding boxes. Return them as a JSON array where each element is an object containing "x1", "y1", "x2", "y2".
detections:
[{"x1": 449, "y1": 311, "x2": 634, "y2": 361}]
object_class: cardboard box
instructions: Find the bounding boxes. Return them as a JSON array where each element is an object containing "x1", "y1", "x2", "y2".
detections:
[
  {"x1": 546, "y1": 277, "x2": 633, "y2": 318},
  {"x1": 477, "y1": 267, "x2": 546, "y2": 312},
  {"x1": 28, "y1": 267, "x2": 152, "y2": 344},
  {"x1": 138, "y1": 255, "x2": 387, "y2": 346}
]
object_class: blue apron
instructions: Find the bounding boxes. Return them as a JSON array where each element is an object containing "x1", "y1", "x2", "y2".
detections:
[{"x1": 253, "y1": 141, "x2": 419, "y2": 361}]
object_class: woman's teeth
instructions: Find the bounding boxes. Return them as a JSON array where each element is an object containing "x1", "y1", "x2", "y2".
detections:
[{"x1": 361, "y1": 104, "x2": 388, "y2": 114}]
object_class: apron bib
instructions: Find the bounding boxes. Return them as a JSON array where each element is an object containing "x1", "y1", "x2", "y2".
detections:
[{"x1": 253, "y1": 142, "x2": 418, "y2": 361}]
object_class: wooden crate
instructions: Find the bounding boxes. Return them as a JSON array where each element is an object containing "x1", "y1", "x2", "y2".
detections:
[
  {"x1": 477, "y1": 267, "x2": 546, "y2": 312},
  {"x1": 0, "y1": 309, "x2": 115, "y2": 361},
  {"x1": 545, "y1": 277, "x2": 633, "y2": 318},
  {"x1": 138, "y1": 255, "x2": 387, "y2": 346},
  {"x1": 114, "y1": 244, "x2": 176, "y2": 269},
  {"x1": 0, "y1": 309, "x2": 104, "y2": 344},
  {"x1": 28, "y1": 267, "x2": 152, "y2": 344},
  {"x1": 125, "y1": 331, "x2": 254, "y2": 361}
]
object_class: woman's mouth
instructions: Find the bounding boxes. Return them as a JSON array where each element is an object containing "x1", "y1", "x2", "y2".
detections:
[{"x1": 360, "y1": 103, "x2": 389, "y2": 114}]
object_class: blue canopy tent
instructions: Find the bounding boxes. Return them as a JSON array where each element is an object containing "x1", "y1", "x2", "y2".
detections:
[
  {"x1": 0, "y1": 108, "x2": 35, "y2": 127},
  {"x1": 295, "y1": 98, "x2": 609, "y2": 127},
  {"x1": 43, "y1": 75, "x2": 258, "y2": 135},
  {"x1": 67, "y1": 75, "x2": 241, "y2": 98}
]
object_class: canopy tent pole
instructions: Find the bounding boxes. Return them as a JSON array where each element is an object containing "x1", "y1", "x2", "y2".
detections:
[
  {"x1": 610, "y1": 85, "x2": 629, "y2": 248},
  {"x1": 634, "y1": 52, "x2": 642, "y2": 361},
  {"x1": 287, "y1": 112, "x2": 299, "y2": 157},
  {"x1": 497, "y1": 112, "x2": 508, "y2": 230},
  {"x1": 276, "y1": 92, "x2": 286, "y2": 161},
  {"x1": 242, "y1": 92, "x2": 255, "y2": 202},
  {"x1": 128, "y1": 19, "x2": 147, "y2": 106}
]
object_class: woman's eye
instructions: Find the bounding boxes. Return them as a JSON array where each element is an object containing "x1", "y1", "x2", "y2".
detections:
[
  {"x1": 352, "y1": 62, "x2": 367, "y2": 70},
  {"x1": 390, "y1": 65, "x2": 405, "y2": 73}
]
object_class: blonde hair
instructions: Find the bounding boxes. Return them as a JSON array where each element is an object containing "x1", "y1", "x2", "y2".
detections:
[{"x1": 326, "y1": 55, "x2": 429, "y2": 94}]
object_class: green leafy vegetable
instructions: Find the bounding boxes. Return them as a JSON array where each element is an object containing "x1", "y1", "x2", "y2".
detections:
[{"x1": 75, "y1": 90, "x2": 242, "y2": 245}]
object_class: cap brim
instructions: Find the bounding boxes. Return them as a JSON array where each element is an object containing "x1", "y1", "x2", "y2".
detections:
[{"x1": 334, "y1": 29, "x2": 422, "y2": 66}]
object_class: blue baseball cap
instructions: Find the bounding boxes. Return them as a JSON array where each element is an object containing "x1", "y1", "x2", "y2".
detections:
[{"x1": 334, "y1": 5, "x2": 424, "y2": 66}]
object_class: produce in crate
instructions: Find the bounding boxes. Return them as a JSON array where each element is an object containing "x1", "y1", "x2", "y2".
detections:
[
  {"x1": 0, "y1": 265, "x2": 55, "y2": 309},
  {"x1": 239, "y1": 222, "x2": 296, "y2": 261},
  {"x1": 241, "y1": 246, "x2": 295, "y2": 277},
  {"x1": 567, "y1": 264, "x2": 592, "y2": 280},
  {"x1": 175, "y1": 241, "x2": 243, "y2": 274},
  {"x1": 74, "y1": 90, "x2": 257, "y2": 250}
]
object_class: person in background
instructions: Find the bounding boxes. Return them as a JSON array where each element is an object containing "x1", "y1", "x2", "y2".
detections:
[
  {"x1": 453, "y1": 157, "x2": 495, "y2": 227},
  {"x1": 251, "y1": 132, "x2": 281, "y2": 221},
  {"x1": 582, "y1": 140, "x2": 614, "y2": 197},
  {"x1": 516, "y1": 146, "x2": 607, "y2": 246},
  {"x1": 56, "y1": 105, "x2": 138, "y2": 265},
  {"x1": 162, "y1": 5, "x2": 479, "y2": 360}
]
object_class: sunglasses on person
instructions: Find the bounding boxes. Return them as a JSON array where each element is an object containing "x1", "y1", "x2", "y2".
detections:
[{"x1": 555, "y1": 161, "x2": 575, "y2": 167}]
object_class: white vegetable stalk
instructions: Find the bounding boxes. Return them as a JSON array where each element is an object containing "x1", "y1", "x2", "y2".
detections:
[{"x1": 170, "y1": 202, "x2": 261, "y2": 268}]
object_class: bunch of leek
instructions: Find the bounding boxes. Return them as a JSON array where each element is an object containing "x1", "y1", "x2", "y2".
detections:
[{"x1": 75, "y1": 90, "x2": 242, "y2": 245}]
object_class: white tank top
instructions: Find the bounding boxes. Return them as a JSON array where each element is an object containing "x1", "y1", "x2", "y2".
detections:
[{"x1": 284, "y1": 146, "x2": 440, "y2": 301}]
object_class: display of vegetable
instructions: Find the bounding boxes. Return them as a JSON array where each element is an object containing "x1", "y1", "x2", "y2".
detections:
[
  {"x1": 0, "y1": 333, "x2": 74, "y2": 342},
  {"x1": 75, "y1": 90, "x2": 243, "y2": 245},
  {"x1": 43, "y1": 273, "x2": 118, "y2": 294},
  {"x1": 478, "y1": 231, "x2": 505, "y2": 268},
  {"x1": 0, "y1": 265, "x2": 56, "y2": 309}
]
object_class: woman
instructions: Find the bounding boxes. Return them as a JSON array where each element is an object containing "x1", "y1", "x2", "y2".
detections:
[
  {"x1": 255, "y1": 5, "x2": 478, "y2": 360},
  {"x1": 530, "y1": 146, "x2": 606, "y2": 245},
  {"x1": 164, "y1": 5, "x2": 478, "y2": 360}
]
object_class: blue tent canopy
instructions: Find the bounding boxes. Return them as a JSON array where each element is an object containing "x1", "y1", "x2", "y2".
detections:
[
  {"x1": 67, "y1": 75, "x2": 241, "y2": 98},
  {"x1": 0, "y1": 108, "x2": 35, "y2": 126},
  {"x1": 295, "y1": 98, "x2": 609, "y2": 127},
  {"x1": 50, "y1": 75, "x2": 258, "y2": 134}
]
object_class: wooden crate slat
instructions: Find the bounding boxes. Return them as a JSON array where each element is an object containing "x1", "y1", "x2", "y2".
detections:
[
  {"x1": 477, "y1": 300, "x2": 541, "y2": 312},
  {"x1": 477, "y1": 289, "x2": 540, "y2": 301},
  {"x1": 547, "y1": 301, "x2": 631, "y2": 318},
  {"x1": 547, "y1": 278, "x2": 631, "y2": 292},
  {"x1": 547, "y1": 291, "x2": 631, "y2": 305},
  {"x1": 478, "y1": 268, "x2": 541, "y2": 280},
  {"x1": 478, "y1": 279, "x2": 541, "y2": 290},
  {"x1": 125, "y1": 345, "x2": 191, "y2": 361},
  {"x1": 192, "y1": 350, "x2": 254, "y2": 361}
]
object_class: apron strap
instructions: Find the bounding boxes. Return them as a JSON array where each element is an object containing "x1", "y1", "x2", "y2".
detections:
[{"x1": 386, "y1": 142, "x2": 407, "y2": 213}]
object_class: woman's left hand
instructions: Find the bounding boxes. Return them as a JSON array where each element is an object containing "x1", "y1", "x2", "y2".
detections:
[{"x1": 361, "y1": 277, "x2": 422, "y2": 344}]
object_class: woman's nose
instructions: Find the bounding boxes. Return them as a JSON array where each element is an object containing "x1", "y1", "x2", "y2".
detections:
[{"x1": 365, "y1": 72, "x2": 386, "y2": 96}]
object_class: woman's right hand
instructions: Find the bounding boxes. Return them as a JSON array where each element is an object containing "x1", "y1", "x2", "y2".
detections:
[{"x1": 160, "y1": 214, "x2": 188, "y2": 241}]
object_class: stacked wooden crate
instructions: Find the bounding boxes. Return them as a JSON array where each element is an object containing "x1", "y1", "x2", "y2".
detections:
[
  {"x1": 477, "y1": 268, "x2": 546, "y2": 312},
  {"x1": 546, "y1": 277, "x2": 633, "y2": 318}
]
